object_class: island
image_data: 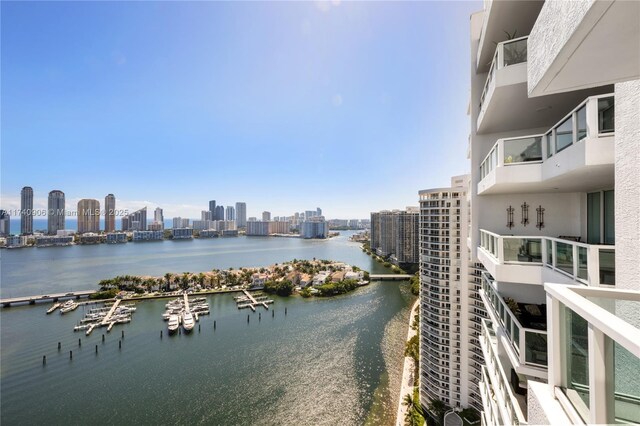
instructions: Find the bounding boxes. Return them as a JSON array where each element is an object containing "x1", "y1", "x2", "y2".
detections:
[{"x1": 94, "y1": 259, "x2": 371, "y2": 300}]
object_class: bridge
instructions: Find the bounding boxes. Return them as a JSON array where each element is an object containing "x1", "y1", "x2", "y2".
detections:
[
  {"x1": 1, "y1": 290, "x2": 97, "y2": 307},
  {"x1": 369, "y1": 274, "x2": 413, "y2": 281}
]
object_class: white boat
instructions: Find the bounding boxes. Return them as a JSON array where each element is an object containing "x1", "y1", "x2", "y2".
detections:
[
  {"x1": 60, "y1": 300, "x2": 78, "y2": 314},
  {"x1": 182, "y1": 311, "x2": 195, "y2": 332},
  {"x1": 168, "y1": 315, "x2": 180, "y2": 334}
]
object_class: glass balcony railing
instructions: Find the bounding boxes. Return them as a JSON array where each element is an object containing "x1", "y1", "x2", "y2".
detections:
[
  {"x1": 480, "y1": 318, "x2": 527, "y2": 425},
  {"x1": 479, "y1": 36, "x2": 528, "y2": 113},
  {"x1": 479, "y1": 94, "x2": 615, "y2": 182},
  {"x1": 479, "y1": 229, "x2": 616, "y2": 286},
  {"x1": 481, "y1": 273, "x2": 548, "y2": 369}
]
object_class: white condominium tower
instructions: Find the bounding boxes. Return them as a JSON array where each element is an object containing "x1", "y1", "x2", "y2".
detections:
[
  {"x1": 469, "y1": 1, "x2": 639, "y2": 425},
  {"x1": 419, "y1": 175, "x2": 483, "y2": 411}
]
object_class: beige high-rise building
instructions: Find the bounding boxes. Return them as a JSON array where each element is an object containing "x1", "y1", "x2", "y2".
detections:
[
  {"x1": 104, "y1": 194, "x2": 116, "y2": 233},
  {"x1": 77, "y1": 199, "x2": 100, "y2": 234}
]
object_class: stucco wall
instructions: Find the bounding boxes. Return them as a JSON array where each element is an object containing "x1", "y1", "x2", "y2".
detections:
[
  {"x1": 614, "y1": 79, "x2": 640, "y2": 291},
  {"x1": 527, "y1": 0, "x2": 594, "y2": 95}
]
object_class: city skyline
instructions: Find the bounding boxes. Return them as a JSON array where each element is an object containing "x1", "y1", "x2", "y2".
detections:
[{"x1": 1, "y1": 1, "x2": 477, "y2": 218}]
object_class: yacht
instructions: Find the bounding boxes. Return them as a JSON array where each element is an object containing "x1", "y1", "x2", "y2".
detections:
[
  {"x1": 167, "y1": 315, "x2": 180, "y2": 334},
  {"x1": 60, "y1": 300, "x2": 78, "y2": 314},
  {"x1": 182, "y1": 311, "x2": 195, "y2": 333}
]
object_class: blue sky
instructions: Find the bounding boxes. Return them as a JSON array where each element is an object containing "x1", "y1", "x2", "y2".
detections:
[{"x1": 1, "y1": 1, "x2": 479, "y2": 219}]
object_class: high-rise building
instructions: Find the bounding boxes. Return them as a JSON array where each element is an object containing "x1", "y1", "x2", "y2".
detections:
[
  {"x1": 209, "y1": 200, "x2": 216, "y2": 220},
  {"x1": 20, "y1": 186, "x2": 33, "y2": 235},
  {"x1": 225, "y1": 206, "x2": 235, "y2": 221},
  {"x1": 370, "y1": 212, "x2": 381, "y2": 251},
  {"x1": 235, "y1": 202, "x2": 247, "y2": 228},
  {"x1": 122, "y1": 207, "x2": 147, "y2": 231},
  {"x1": 466, "y1": 3, "x2": 640, "y2": 425},
  {"x1": 152, "y1": 207, "x2": 164, "y2": 230},
  {"x1": 245, "y1": 221, "x2": 271, "y2": 236},
  {"x1": 0, "y1": 210, "x2": 10, "y2": 237},
  {"x1": 262, "y1": 211, "x2": 271, "y2": 221},
  {"x1": 201, "y1": 210, "x2": 212, "y2": 221},
  {"x1": 394, "y1": 207, "x2": 419, "y2": 265},
  {"x1": 418, "y1": 177, "x2": 472, "y2": 411},
  {"x1": 77, "y1": 199, "x2": 100, "y2": 234},
  {"x1": 215, "y1": 205, "x2": 225, "y2": 221},
  {"x1": 316, "y1": 207, "x2": 322, "y2": 217},
  {"x1": 104, "y1": 194, "x2": 116, "y2": 233},
  {"x1": 300, "y1": 216, "x2": 328, "y2": 239},
  {"x1": 172, "y1": 217, "x2": 190, "y2": 229},
  {"x1": 47, "y1": 190, "x2": 66, "y2": 235}
]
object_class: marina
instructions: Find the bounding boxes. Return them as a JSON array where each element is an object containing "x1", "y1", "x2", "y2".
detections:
[
  {"x1": 161, "y1": 293, "x2": 210, "y2": 333},
  {"x1": 234, "y1": 290, "x2": 273, "y2": 311},
  {"x1": 72, "y1": 300, "x2": 137, "y2": 335}
]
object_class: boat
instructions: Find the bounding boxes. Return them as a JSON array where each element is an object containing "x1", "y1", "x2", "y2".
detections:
[
  {"x1": 46, "y1": 302, "x2": 61, "y2": 314},
  {"x1": 168, "y1": 315, "x2": 180, "y2": 334},
  {"x1": 182, "y1": 311, "x2": 195, "y2": 332},
  {"x1": 60, "y1": 300, "x2": 78, "y2": 314}
]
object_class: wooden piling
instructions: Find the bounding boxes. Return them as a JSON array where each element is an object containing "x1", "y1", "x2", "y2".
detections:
[{"x1": 43, "y1": 355, "x2": 46, "y2": 365}]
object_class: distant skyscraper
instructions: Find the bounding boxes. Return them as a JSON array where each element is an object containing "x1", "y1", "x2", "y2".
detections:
[
  {"x1": 0, "y1": 210, "x2": 10, "y2": 237},
  {"x1": 235, "y1": 202, "x2": 247, "y2": 228},
  {"x1": 209, "y1": 200, "x2": 216, "y2": 220},
  {"x1": 122, "y1": 207, "x2": 147, "y2": 231},
  {"x1": 201, "y1": 210, "x2": 212, "y2": 221},
  {"x1": 104, "y1": 194, "x2": 116, "y2": 233},
  {"x1": 317, "y1": 207, "x2": 322, "y2": 217},
  {"x1": 77, "y1": 199, "x2": 100, "y2": 234},
  {"x1": 172, "y1": 217, "x2": 190, "y2": 229},
  {"x1": 48, "y1": 190, "x2": 66, "y2": 235},
  {"x1": 225, "y1": 206, "x2": 235, "y2": 221},
  {"x1": 20, "y1": 186, "x2": 33, "y2": 235},
  {"x1": 215, "y1": 205, "x2": 225, "y2": 220},
  {"x1": 262, "y1": 211, "x2": 271, "y2": 221},
  {"x1": 154, "y1": 207, "x2": 164, "y2": 224}
]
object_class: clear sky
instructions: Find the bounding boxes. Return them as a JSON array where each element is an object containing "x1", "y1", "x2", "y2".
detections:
[{"x1": 1, "y1": 1, "x2": 480, "y2": 220}]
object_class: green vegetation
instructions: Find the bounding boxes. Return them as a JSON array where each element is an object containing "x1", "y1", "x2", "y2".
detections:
[
  {"x1": 410, "y1": 273, "x2": 420, "y2": 296},
  {"x1": 404, "y1": 334, "x2": 419, "y2": 363},
  {"x1": 299, "y1": 287, "x2": 312, "y2": 298},
  {"x1": 404, "y1": 386, "x2": 425, "y2": 426},
  {"x1": 459, "y1": 408, "x2": 480, "y2": 425},
  {"x1": 89, "y1": 288, "x2": 118, "y2": 300},
  {"x1": 424, "y1": 399, "x2": 450, "y2": 426},
  {"x1": 315, "y1": 279, "x2": 358, "y2": 297},
  {"x1": 263, "y1": 279, "x2": 294, "y2": 297}
]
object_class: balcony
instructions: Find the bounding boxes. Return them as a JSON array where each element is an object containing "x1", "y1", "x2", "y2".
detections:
[
  {"x1": 478, "y1": 94, "x2": 615, "y2": 194},
  {"x1": 478, "y1": 229, "x2": 615, "y2": 287},
  {"x1": 481, "y1": 273, "x2": 548, "y2": 375},
  {"x1": 479, "y1": 318, "x2": 528, "y2": 425},
  {"x1": 545, "y1": 284, "x2": 640, "y2": 424}
]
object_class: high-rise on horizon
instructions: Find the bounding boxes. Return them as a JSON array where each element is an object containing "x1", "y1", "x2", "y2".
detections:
[
  {"x1": 235, "y1": 202, "x2": 247, "y2": 228},
  {"x1": 20, "y1": 186, "x2": 33, "y2": 235},
  {"x1": 104, "y1": 194, "x2": 116, "y2": 233},
  {"x1": 47, "y1": 190, "x2": 66, "y2": 235},
  {"x1": 77, "y1": 199, "x2": 100, "y2": 234}
]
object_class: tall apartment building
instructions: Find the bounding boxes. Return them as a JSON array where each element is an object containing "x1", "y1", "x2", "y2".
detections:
[
  {"x1": 155, "y1": 207, "x2": 164, "y2": 223},
  {"x1": 225, "y1": 206, "x2": 235, "y2": 221},
  {"x1": 370, "y1": 209, "x2": 420, "y2": 266},
  {"x1": 215, "y1": 205, "x2": 225, "y2": 221},
  {"x1": 468, "y1": 2, "x2": 639, "y2": 425},
  {"x1": 122, "y1": 207, "x2": 147, "y2": 232},
  {"x1": 77, "y1": 199, "x2": 100, "y2": 234},
  {"x1": 47, "y1": 190, "x2": 66, "y2": 235},
  {"x1": 209, "y1": 200, "x2": 216, "y2": 220},
  {"x1": 172, "y1": 217, "x2": 190, "y2": 229},
  {"x1": 0, "y1": 210, "x2": 10, "y2": 237},
  {"x1": 418, "y1": 176, "x2": 476, "y2": 412},
  {"x1": 104, "y1": 194, "x2": 116, "y2": 233},
  {"x1": 235, "y1": 202, "x2": 247, "y2": 228},
  {"x1": 262, "y1": 211, "x2": 271, "y2": 221},
  {"x1": 246, "y1": 221, "x2": 270, "y2": 236},
  {"x1": 300, "y1": 216, "x2": 328, "y2": 239},
  {"x1": 20, "y1": 186, "x2": 33, "y2": 235},
  {"x1": 201, "y1": 210, "x2": 212, "y2": 221}
]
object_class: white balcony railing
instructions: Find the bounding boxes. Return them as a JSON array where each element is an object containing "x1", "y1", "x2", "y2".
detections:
[
  {"x1": 479, "y1": 229, "x2": 615, "y2": 286},
  {"x1": 480, "y1": 318, "x2": 528, "y2": 425},
  {"x1": 481, "y1": 272, "x2": 548, "y2": 369},
  {"x1": 479, "y1": 94, "x2": 615, "y2": 182},
  {"x1": 479, "y1": 36, "x2": 528, "y2": 113}
]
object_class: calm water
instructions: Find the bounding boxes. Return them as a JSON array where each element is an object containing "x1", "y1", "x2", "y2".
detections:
[{"x1": 1, "y1": 232, "x2": 413, "y2": 425}]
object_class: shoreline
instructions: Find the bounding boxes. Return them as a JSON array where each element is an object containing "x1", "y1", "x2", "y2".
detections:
[{"x1": 396, "y1": 298, "x2": 420, "y2": 426}]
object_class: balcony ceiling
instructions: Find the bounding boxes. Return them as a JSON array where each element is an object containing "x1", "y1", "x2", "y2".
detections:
[
  {"x1": 476, "y1": 0, "x2": 544, "y2": 73},
  {"x1": 477, "y1": 82, "x2": 611, "y2": 135},
  {"x1": 480, "y1": 164, "x2": 615, "y2": 195},
  {"x1": 529, "y1": 0, "x2": 640, "y2": 97}
]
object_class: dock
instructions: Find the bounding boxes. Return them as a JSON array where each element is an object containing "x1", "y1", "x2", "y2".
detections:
[
  {"x1": 183, "y1": 293, "x2": 189, "y2": 312},
  {"x1": 238, "y1": 289, "x2": 272, "y2": 310},
  {"x1": 100, "y1": 299, "x2": 121, "y2": 326}
]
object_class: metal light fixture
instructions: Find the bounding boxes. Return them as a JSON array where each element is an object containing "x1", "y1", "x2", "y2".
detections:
[
  {"x1": 521, "y1": 202, "x2": 529, "y2": 226},
  {"x1": 536, "y1": 205, "x2": 545, "y2": 230},
  {"x1": 506, "y1": 206, "x2": 514, "y2": 229}
]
